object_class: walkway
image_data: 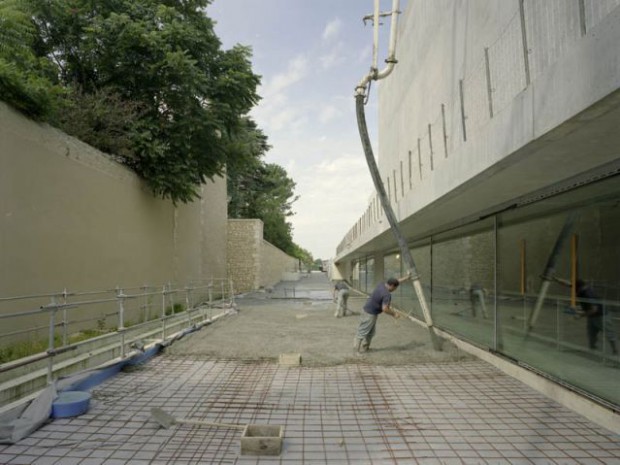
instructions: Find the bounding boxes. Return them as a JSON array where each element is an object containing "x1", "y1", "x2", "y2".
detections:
[{"x1": 0, "y1": 273, "x2": 618, "y2": 464}]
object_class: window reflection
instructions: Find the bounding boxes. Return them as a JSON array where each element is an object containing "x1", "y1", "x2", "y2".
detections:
[{"x1": 378, "y1": 176, "x2": 620, "y2": 407}]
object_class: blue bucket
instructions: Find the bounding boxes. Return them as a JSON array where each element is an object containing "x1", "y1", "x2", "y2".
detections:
[{"x1": 51, "y1": 391, "x2": 91, "y2": 418}]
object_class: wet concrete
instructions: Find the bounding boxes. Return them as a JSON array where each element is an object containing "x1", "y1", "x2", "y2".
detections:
[{"x1": 166, "y1": 272, "x2": 471, "y2": 366}]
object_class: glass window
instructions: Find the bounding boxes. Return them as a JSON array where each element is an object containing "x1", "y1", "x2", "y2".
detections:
[
  {"x1": 365, "y1": 257, "x2": 375, "y2": 293},
  {"x1": 497, "y1": 176, "x2": 620, "y2": 406},
  {"x1": 383, "y1": 252, "x2": 401, "y2": 281},
  {"x1": 431, "y1": 220, "x2": 495, "y2": 348},
  {"x1": 395, "y1": 242, "x2": 432, "y2": 320},
  {"x1": 350, "y1": 260, "x2": 360, "y2": 290}
]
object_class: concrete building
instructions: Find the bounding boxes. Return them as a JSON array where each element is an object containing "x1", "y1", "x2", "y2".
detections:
[{"x1": 334, "y1": 1, "x2": 620, "y2": 411}]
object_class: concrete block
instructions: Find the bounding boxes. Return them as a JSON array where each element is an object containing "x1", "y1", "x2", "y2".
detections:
[
  {"x1": 278, "y1": 353, "x2": 301, "y2": 366},
  {"x1": 240, "y1": 424, "x2": 284, "y2": 456}
]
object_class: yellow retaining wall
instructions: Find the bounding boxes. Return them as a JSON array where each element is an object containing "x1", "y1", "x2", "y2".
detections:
[{"x1": 0, "y1": 102, "x2": 227, "y2": 333}]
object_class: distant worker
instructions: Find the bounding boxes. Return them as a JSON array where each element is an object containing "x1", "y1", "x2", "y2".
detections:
[
  {"x1": 354, "y1": 274, "x2": 411, "y2": 353},
  {"x1": 553, "y1": 277, "x2": 618, "y2": 355},
  {"x1": 469, "y1": 283, "x2": 489, "y2": 319},
  {"x1": 333, "y1": 281, "x2": 350, "y2": 318}
]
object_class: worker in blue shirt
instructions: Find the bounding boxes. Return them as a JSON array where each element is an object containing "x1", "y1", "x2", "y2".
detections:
[{"x1": 354, "y1": 274, "x2": 411, "y2": 353}]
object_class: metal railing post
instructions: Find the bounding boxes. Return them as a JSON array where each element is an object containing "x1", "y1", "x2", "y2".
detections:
[
  {"x1": 117, "y1": 288, "x2": 126, "y2": 358},
  {"x1": 185, "y1": 286, "x2": 192, "y2": 326},
  {"x1": 602, "y1": 302, "x2": 607, "y2": 360},
  {"x1": 61, "y1": 288, "x2": 69, "y2": 347},
  {"x1": 47, "y1": 296, "x2": 57, "y2": 384},
  {"x1": 555, "y1": 298, "x2": 560, "y2": 350},
  {"x1": 161, "y1": 284, "x2": 167, "y2": 340},
  {"x1": 142, "y1": 284, "x2": 149, "y2": 324}
]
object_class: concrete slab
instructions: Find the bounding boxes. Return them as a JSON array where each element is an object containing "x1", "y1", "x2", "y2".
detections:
[
  {"x1": 278, "y1": 353, "x2": 302, "y2": 366},
  {"x1": 1, "y1": 357, "x2": 618, "y2": 464}
]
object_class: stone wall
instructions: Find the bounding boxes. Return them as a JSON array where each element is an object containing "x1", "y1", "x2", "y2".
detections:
[
  {"x1": 227, "y1": 219, "x2": 262, "y2": 292},
  {"x1": 228, "y1": 219, "x2": 298, "y2": 293}
]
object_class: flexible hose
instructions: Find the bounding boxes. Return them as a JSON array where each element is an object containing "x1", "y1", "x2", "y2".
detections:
[
  {"x1": 355, "y1": 94, "x2": 442, "y2": 351},
  {"x1": 527, "y1": 212, "x2": 577, "y2": 332}
]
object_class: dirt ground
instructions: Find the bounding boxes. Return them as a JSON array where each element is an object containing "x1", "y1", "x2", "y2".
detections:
[{"x1": 166, "y1": 273, "x2": 472, "y2": 366}]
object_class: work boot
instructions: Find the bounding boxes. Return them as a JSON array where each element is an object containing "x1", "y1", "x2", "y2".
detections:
[{"x1": 353, "y1": 338, "x2": 362, "y2": 352}]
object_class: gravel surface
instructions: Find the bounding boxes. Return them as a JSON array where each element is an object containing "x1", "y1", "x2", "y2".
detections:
[{"x1": 166, "y1": 273, "x2": 472, "y2": 366}]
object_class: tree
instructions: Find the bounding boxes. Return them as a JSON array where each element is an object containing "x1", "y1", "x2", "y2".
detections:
[
  {"x1": 0, "y1": 0, "x2": 59, "y2": 119},
  {"x1": 1, "y1": 0, "x2": 315, "y2": 261},
  {"x1": 30, "y1": 0, "x2": 261, "y2": 203},
  {"x1": 225, "y1": 122, "x2": 305, "y2": 256},
  {"x1": 228, "y1": 155, "x2": 301, "y2": 255}
]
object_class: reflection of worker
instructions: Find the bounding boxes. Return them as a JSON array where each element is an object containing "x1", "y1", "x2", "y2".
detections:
[
  {"x1": 333, "y1": 281, "x2": 350, "y2": 318},
  {"x1": 553, "y1": 277, "x2": 618, "y2": 355},
  {"x1": 354, "y1": 275, "x2": 410, "y2": 353},
  {"x1": 469, "y1": 283, "x2": 488, "y2": 319}
]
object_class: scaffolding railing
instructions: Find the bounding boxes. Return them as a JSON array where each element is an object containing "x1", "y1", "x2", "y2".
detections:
[{"x1": 0, "y1": 278, "x2": 236, "y2": 407}]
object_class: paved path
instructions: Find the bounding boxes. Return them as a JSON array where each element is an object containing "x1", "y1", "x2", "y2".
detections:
[
  {"x1": 167, "y1": 273, "x2": 468, "y2": 366},
  {"x1": 0, "y1": 273, "x2": 618, "y2": 464}
]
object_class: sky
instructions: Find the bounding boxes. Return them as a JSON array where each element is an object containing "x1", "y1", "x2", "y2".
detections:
[{"x1": 208, "y1": 0, "x2": 407, "y2": 260}]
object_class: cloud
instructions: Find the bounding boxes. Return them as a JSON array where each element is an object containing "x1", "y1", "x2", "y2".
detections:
[
  {"x1": 254, "y1": 82, "x2": 308, "y2": 133},
  {"x1": 288, "y1": 154, "x2": 374, "y2": 258},
  {"x1": 263, "y1": 55, "x2": 309, "y2": 97},
  {"x1": 319, "y1": 41, "x2": 345, "y2": 69},
  {"x1": 357, "y1": 44, "x2": 373, "y2": 65},
  {"x1": 271, "y1": 108, "x2": 310, "y2": 132},
  {"x1": 318, "y1": 105, "x2": 340, "y2": 124},
  {"x1": 322, "y1": 18, "x2": 342, "y2": 42}
]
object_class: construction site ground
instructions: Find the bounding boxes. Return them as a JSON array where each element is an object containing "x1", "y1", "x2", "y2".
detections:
[{"x1": 0, "y1": 272, "x2": 618, "y2": 464}]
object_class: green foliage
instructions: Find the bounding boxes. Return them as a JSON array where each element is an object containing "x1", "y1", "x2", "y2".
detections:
[
  {"x1": 1, "y1": 0, "x2": 315, "y2": 258},
  {"x1": 0, "y1": 339, "x2": 46, "y2": 364},
  {"x1": 51, "y1": 86, "x2": 145, "y2": 161},
  {"x1": 227, "y1": 126, "x2": 304, "y2": 256},
  {"x1": 165, "y1": 303, "x2": 185, "y2": 316},
  {"x1": 292, "y1": 245, "x2": 314, "y2": 268},
  {"x1": 0, "y1": 330, "x2": 106, "y2": 364},
  {"x1": 19, "y1": 0, "x2": 262, "y2": 203},
  {"x1": 0, "y1": 0, "x2": 58, "y2": 119}
]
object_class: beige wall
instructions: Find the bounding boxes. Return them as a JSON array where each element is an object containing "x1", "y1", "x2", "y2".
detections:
[
  {"x1": 0, "y1": 102, "x2": 227, "y2": 318},
  {"x1": 227, "y1": 219, "x2": 297, "y2": 293},
  {"x1": 259, "y1": 240, "x2": 297, "y2": 289}
]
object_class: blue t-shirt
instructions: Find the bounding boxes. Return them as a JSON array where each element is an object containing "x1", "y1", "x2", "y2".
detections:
[
  {"x1": 577, "y1": 285, "x2": 603, "y2": 317},
  {"x1": 363, "y1": 283, "x2": 391, "y2": 315}
]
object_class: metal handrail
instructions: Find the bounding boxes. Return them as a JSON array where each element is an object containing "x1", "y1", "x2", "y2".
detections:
[{"x1": 0, "y1": 277, "x2": 235, "y2": 388}]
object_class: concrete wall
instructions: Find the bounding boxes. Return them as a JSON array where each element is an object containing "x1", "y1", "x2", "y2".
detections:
[
  {"x1": 227, "y1": 219, "x2": 297, "y2": 293},
  {"x1": 0, "y1": 101, "x2": 227, "y2": 304},
  {"x1": 337, "y1": 0, "x2": 620, "y2": 258},
  {"x1": 259, "y1": 240, "x2": 297, "y2": 289}
]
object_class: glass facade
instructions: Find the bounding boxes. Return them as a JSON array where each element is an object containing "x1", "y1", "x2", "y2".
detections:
[
  {"x1": 432, "y1": 220, "x2": 495, "y2": 349},
  {"x1": 354, "y1": 176, "x2": 620, "y2": 407},
  {"x1": 364, "y1": 258, "x2": 375, "y2": 293},
  {"x1": 388, "y1": 241, "x2": 432, "y2": 321}
]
